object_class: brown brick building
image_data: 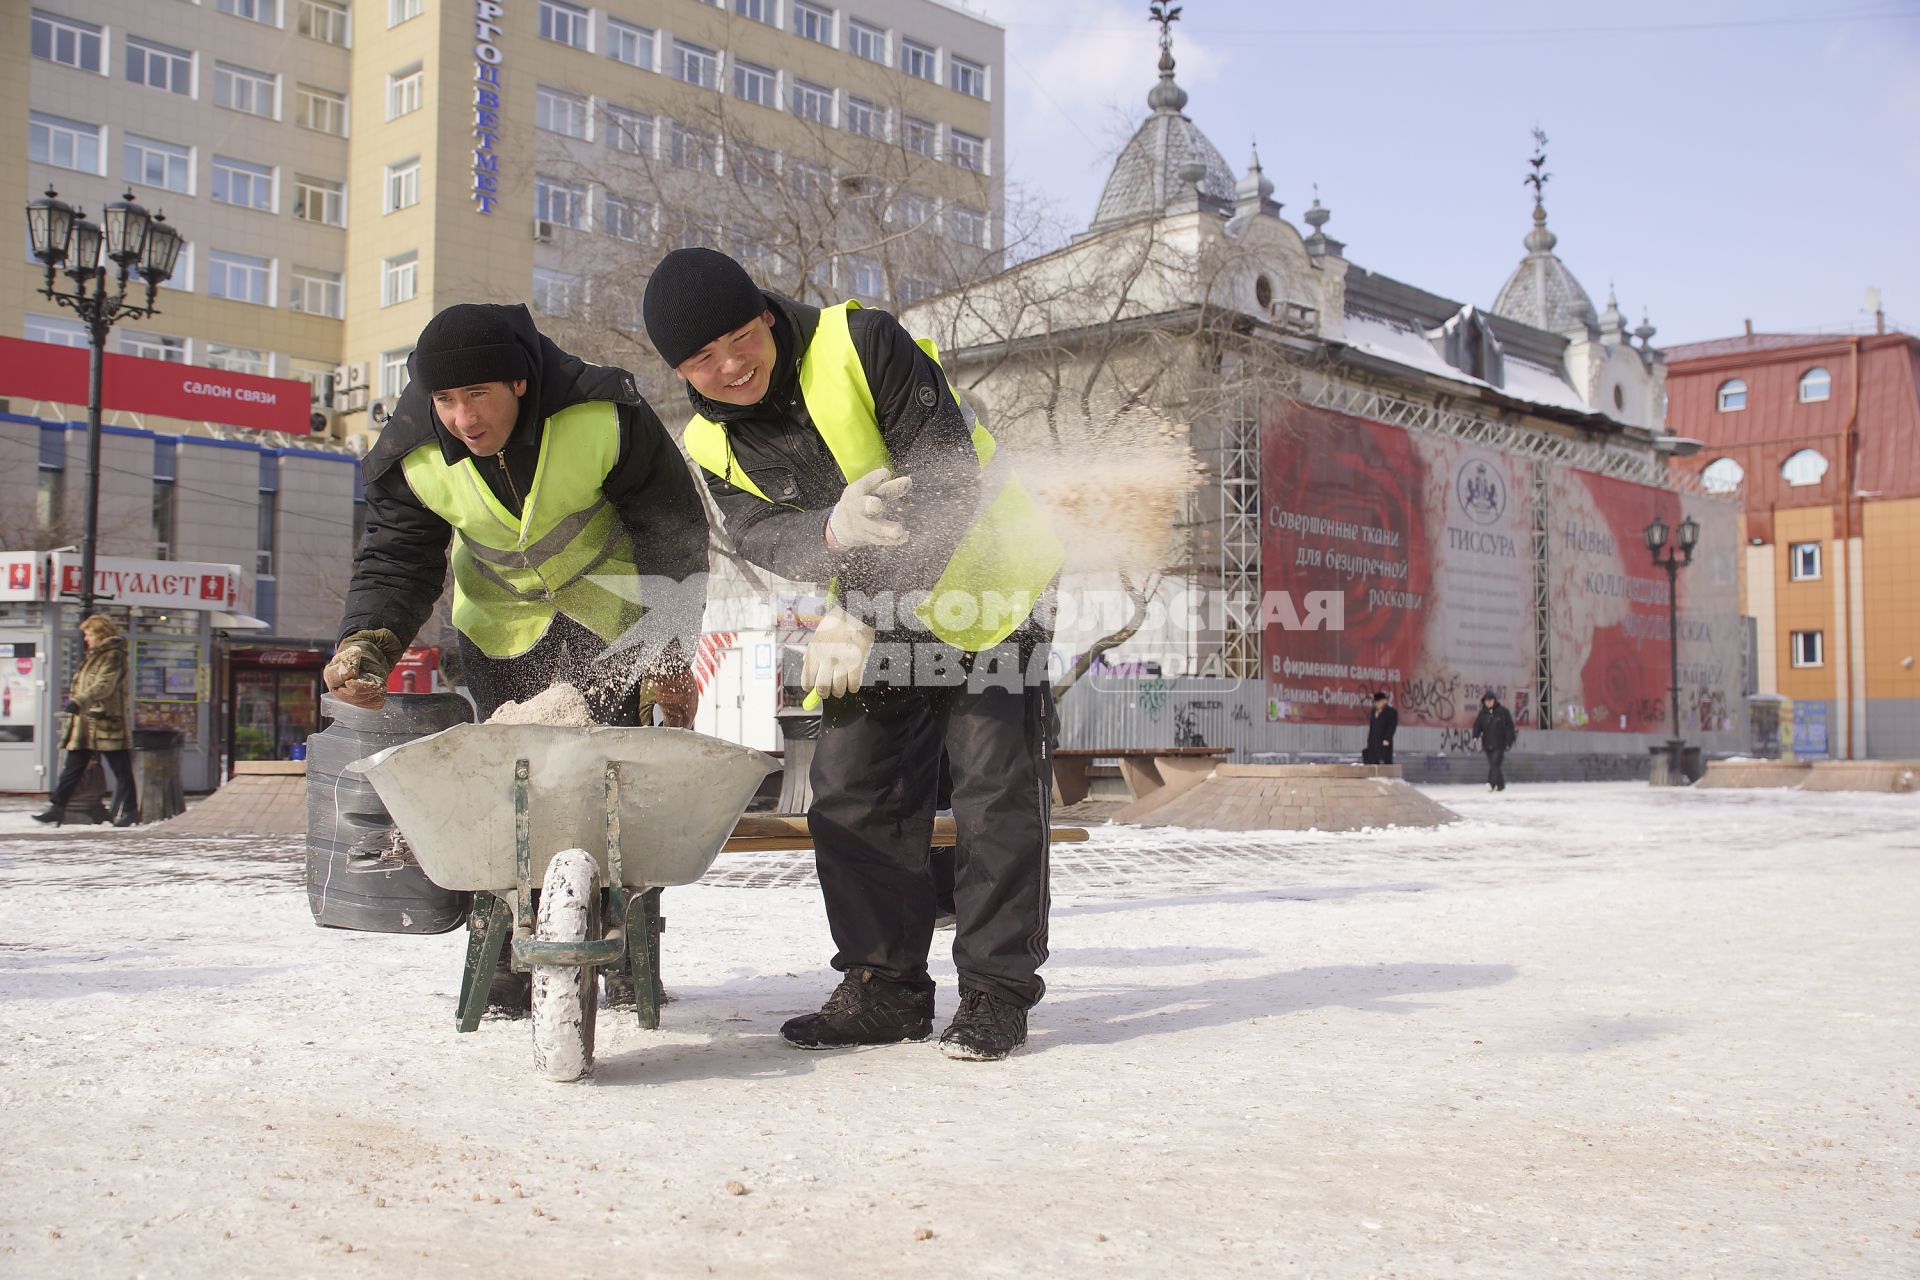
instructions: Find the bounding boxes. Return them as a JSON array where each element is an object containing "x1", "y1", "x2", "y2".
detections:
[{"x1": 1666, "y1": 327, "x2": 1920, "y2": 759}]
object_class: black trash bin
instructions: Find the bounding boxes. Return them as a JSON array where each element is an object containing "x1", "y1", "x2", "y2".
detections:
[
  {"x1": 306, "y1": 692, "x2": 474, "y2": 934},
  {"x1": 132, "y1": 727, "x2": 185, "y2": 823}
]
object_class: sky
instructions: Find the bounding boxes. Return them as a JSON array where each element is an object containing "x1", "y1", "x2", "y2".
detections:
[{"x1": 955, "y1": 0, "x2": 1920, "y2": 346}]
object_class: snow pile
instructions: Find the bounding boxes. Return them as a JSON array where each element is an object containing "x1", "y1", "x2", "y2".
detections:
[{"x1": 487, "y1": 684, "x2": 594, "y2": 727}]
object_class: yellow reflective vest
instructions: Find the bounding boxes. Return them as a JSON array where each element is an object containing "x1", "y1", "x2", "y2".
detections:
[
  {"x1": 683, "y1": 301, "x2": 1061, "y2": 653},
  {"x1": 400, "y1": 401, "x2": 643, "y2": 659}
]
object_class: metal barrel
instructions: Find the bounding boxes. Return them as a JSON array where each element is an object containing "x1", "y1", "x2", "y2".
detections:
[{"x1": 305, "y1": 691, "x2": 474, "y2": 934}]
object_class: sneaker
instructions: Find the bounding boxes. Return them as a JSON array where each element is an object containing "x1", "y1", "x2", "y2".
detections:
[
  {"x1": 938, "y1": 989, "x2": 1028, "y2": 1062},
  {"x1": 780, "y1": 969, "x2": 934, "y2": 1049}
]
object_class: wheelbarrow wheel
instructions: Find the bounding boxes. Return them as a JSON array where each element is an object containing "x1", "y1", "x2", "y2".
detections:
[{"x1": 531, "y1": 848, "x2": 600, "y2": 1082}]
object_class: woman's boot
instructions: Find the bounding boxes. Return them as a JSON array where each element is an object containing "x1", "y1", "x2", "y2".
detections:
[{"x1": 30, "y1": 806, "x2": 64, "y2": 826}]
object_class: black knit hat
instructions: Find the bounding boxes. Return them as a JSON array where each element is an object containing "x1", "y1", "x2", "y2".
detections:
[
  {"x1": 643, "y1": 248, "x2": 767, "y2": 368},
  {"x1": 413, "y1": 303, "x2": 532, "y2": 393}
]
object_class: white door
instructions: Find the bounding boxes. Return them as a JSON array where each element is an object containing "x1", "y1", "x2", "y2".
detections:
[{"x1": 0, "y1": 633, "x2": 50, "y2": 793}]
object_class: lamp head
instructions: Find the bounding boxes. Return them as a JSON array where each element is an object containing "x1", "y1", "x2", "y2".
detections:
[
  {"x1": 138, "y1": 214, "x2": 183, "y2": 286},
  {"x1": 64, "y1": 214, "x2": 102, "y2": 282},
  {"x1": 1644, "y1": 515, "x2": 1669, "y2": 556},
  {"x1": 102, "y1": 191, "x2": 152, "y2": 268},
  {"x1": 26, "y1": 186, "x2": 74, "y2": 266}
]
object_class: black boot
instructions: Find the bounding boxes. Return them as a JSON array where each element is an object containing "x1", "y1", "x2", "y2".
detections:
[
  {"x1": 111, "y1": 812, "x2": 137, "y2": 828},
  {"x1": 938, "y1": 988, "x2": 1029, "y2": 1061},
  {"x1": 780, "y1": 969, "x2": 934, "y2": 1049},
  {"x1": 30, "y1": 806, "x2": 63, "y2": 826}
]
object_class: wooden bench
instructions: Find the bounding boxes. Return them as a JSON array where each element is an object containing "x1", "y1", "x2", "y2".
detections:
[
  {"x1": 724, "y1": 813, "x2": 1088, "y2": 853},
  {"x1": 1051, "y1": 746, "x2": 1232, "y2": 807}
]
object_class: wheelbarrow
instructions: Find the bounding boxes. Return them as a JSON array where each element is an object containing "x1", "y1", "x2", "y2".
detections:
[{"x1": 349, "y1": 723, "x2": 779, "y2": 1081}]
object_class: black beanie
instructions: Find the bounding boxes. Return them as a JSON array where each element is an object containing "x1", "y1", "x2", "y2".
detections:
[
  {"x1": 643, "y1": 248, "x2": 767, "y2": 368},
  {"x1": 414, "y1": 304, "x2": 532, "y2": 393}
]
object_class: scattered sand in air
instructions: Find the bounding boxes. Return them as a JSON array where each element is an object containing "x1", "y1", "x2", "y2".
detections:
[
  {"x1": 487, "y1": 684, "x2": 595, "y2": 727},
  {"x1": 1017, "y1": 405, "x2": 1203, "y2": 575}
]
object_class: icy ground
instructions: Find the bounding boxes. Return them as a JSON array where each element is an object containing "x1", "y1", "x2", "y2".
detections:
[{"x1": 2, "y1": 783, "x2": 1916, "y2": 1279}]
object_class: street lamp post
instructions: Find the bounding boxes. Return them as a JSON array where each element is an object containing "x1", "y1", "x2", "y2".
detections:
[
  {"x1": 1644, "y1": 512, "x2": 1701, "y2": 783},
  {"x1": 25, "y1": 187, "x2": 185, "y2": 615}
]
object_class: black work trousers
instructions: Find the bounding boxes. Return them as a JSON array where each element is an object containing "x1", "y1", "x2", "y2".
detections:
[
  {"x1": 809, "y1": 670, "x2": 1054, "y2": 1010},
  {"x1": 457, "y1": 614, "x2": 645, "y2": 724},
  {"x1": 50, "y1": 747, "x2": 137, "y2": 820},
  {"x1": 1485, "y1": 748, "x2": 1507, "y2": 789}
]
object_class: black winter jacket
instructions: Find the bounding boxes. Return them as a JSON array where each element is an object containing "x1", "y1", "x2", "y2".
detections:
[
  {"x1": 685, "y1": 293, "x2": 981, "y2": 627},
  {"x1": 1367, "y1": 704, "x2": 1398, "y2": 753},
  {"x1": 339, "y1": 304, "x2": 708, "y2": 670},
  {"x1": 1472, "y1": 702, "x2": 1517, "y2": 752}
]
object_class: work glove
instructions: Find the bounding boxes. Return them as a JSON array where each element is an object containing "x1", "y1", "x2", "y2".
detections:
[
  {"x1": 800, "y1": 607, "x2": 876, "y2": 702},
  {"x1": 324, "y1": 628, "x2": 404, "y2": 710},
  {"x1": 825, "y1": 468, "x2": 913, "y2": 551},
  {"x1": 639, "y1": 667, "x2": 700, "y2": 728}
]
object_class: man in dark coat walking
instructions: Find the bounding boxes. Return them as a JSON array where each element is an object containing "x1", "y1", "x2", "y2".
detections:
[
  {"x1": 1362, "y1": 691, "x2": 1398, "y2": 765},
  {"x1": 1471, "y1": 691, "x2": 1517, "y2": 791}
]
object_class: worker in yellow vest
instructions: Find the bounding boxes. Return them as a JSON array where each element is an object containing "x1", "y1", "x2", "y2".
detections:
[
  {"x1": 324, "y1": 303, "x2": 709, "y2": 726},
  {"x1": 644, "y1": 247, "x2": 1063, "y2": 1062}
]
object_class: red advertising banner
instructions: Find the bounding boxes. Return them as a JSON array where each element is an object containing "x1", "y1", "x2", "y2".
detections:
[
  {"x1": 1261, "y1": 406, "x2": 1534, "y2": 727},
  {"x1": 0, "y1": 335, "x2": 311, "y2": 433}
]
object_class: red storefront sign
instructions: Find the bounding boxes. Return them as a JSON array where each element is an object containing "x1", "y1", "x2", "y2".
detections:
[
  {"x1": 0, "y1": 335, "x2": 311, "y2": 434},
  {"x1": 386, "y1": 646, "x2": 441, "y2": 694},
  {"x1": 48, "y1": 553, "x2": 239, "y2": 610},
  {"x1": 1, "y1": 553, "x2": 39, "y2": 602}
]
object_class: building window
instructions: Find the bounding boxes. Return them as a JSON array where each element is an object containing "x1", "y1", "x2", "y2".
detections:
[
  {"x1": 124, "y1": 135, "x2": 194, "y2": 195},
  {"x1": 605, "y1": 107, "x2": 653, "y2": 155},
  {"x1": 788, "y1": 159, "x2": 827, "y2": 201},
  {"x1": 385, "y1": 157, "x2": 421, "y2": 212},
  {"x1": 790, "y1": 79, "x2": 834, "y2": 125},
  {"x1": 208, "y1": 251, "x2": 273, "y2": 306},
  {"x1": 669, "y1": 122, "x2": 717, "y2": 172},
  {"x1": 1699, "y1": 457, "x2": 1744, "y2": 495},
  {"x1": 152, "y1": 473, "x2": 176, "y2": 559},
  {"x1": 299, "y1": 0, "x2": 351, "y2": 46},
  {"x1": 388, "y1": 0, "x2": 423, "y2": 25},
  {"x1": 217, "y1": 0, "x2": 281, "y2": 26},
  {"x1": 848, "y1": 19, "x2": 887, "y2": 64},
  {"x1": 735, "y1": 0, "x2": 774, "y2": 23},
  {"x1": 32, "y1": 9, "x2": 104, "y2": 72},
  {"x1": 205, "y1": 344, "x2": 273, "y2": 376},
  {"x1": 298, "y1": 85, "x2": 349, "y2": 136},
  {"x1": 846, "y1": 257, "x2": 883, "y2": 300},
  {"x1": 1798, "y1": 367, "x2": 1831, "y2": 403},
  {"x1": 120, "y1": 330, "x2": 188, "y2": 362},
  {"x1": 381, "y1": 251, "x2": 419, "y2": 307},
  {"x1": 607, "y1": 20, "x2": 653, "y2": 68},
  {"x1": 1789, "y1": 541, "x2": 1822, "y2": 582},
  {"x1": 28, "y1": 112, "x2": 103, "y2": 174},
  {"x1": 161, "y1": 244, "x2": 194, "y2": 292},
  {"x1": 895, "y1": 192, "x2": 932, "y2": 229},
  {"x1": 532, "y1": 268, "x2": 581, "y2": 316},
  {"x1": 1790, "y1": 630, "x2": 1824, "y2": 668},
  {"x1": 948, "y1": 129, "x2": 986, "y2": 172},
  {"x1": 534, "y1": 177, "x2": 587, "y2": 229},
  {"x1": 256, "y1": 487, "x2": 277, "y2": 578},
  {"x1": 212, "y1": 156, "x2": 276, "y2": 211},
  {"x1": 126, "y1": 38, "x2": 194, "y2": 95},
  {"x1": 379, "y1": 349, "x2": 412, "y2": 399},
  {"x1": 27, "y1": 313, "x2": 89, "y2": 347},
  {"x1": 733, "y1": 60, "x2": 775, "y2": 107},
  {"x1": 601, "y1": 192, "x2": 648, "y2": 242},
  {"x1": 792, "y1": 1, "x2": 833, "y2": 45},
  {"x1": 899, "y1": 276, "x2": 938, "y2": 305},
  {"x1": 902, "y1": 116, "x2": 936, "y2": 158},
  {"x1": 1716, "y1": 378, "x2": 1746, "y2": 412},
  {"x1": 387, "y1": 64, "x2": 423, "y2": 119},
  {"x1": 947, "y1": 204, "x2": 986, "y2": 247},
  {"x1": 950, "y1": 55, "x2": 986, "y2": 99},
  {"x1": 845, "y1": 96, "x2": 879, "y2": 138},
  {"x1": 290, "y1": 266, "x2": 344, "y2": 318},
  {"x1": 215, "y1": 62, "x2": 279, "y2": 117},
  {"x1": 536, "y1": 85, "x2": 591, "y2": 138},
  {"x1": 672, "y1": 40, "x2": 720, "y2": 89},
  {"x1": 1781, "y1": 448, "x2": 1829, "y2": 488},
  {"x1": 731, "y1": 144, "x2": 776, "y2": 190},
  {"x1": 539, "y1": 0, "x2": 590, "y2": 50},
  {"x1": 293, "y1": 175, "x2": 346, "y2": 226},
  {"x1": 900, "y1": 39, "x2": 937, "y2": 81}
]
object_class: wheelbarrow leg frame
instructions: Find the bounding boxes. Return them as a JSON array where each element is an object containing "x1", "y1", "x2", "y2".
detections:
[{"x1": 454, "y1": 758, "x2": 665, "y2": 1033}]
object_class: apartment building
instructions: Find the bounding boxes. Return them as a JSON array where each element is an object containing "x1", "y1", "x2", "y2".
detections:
[{"x1": 6, "y1": 0, "x2": 1007, "y2": 444}]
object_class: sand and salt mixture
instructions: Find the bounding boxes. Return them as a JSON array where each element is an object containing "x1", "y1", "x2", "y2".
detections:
[
  {"x1": 1012, "y1": 405, "x2": 1203, "y2": 575},
  {"x1": 485, "y1": 683, "x2": 595, "y2": 727}
]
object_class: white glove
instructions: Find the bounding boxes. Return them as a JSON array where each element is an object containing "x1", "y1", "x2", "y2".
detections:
[
  {"x1": 801, "y1": 607, "x2": 876, "y2": 701},
  {"x1": 826, "y1": 468, "x2": 913, "y2": 550}
]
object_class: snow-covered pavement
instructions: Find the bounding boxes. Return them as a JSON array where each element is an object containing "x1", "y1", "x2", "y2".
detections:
[{"x1": 2, "y1": 782, "x2": 1916, "y2": 1278}]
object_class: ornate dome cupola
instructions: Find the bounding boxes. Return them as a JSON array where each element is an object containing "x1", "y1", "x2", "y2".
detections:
[
  {"x1": 1086, "y1": 3, "x2": 1237, "y2": 233},
  {"x1": 1491, "y1": 129, "x2": 1598, "y2": 335}
]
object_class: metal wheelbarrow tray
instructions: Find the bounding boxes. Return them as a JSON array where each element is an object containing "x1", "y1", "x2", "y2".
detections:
[{"x1": 350, "y1": 723, "x2": 778, "y2": 1080}]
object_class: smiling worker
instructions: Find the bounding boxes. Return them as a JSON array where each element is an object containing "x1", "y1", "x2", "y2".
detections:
[{"x1": 325, "y1": 302, "x2": 708, "y2": 726}]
